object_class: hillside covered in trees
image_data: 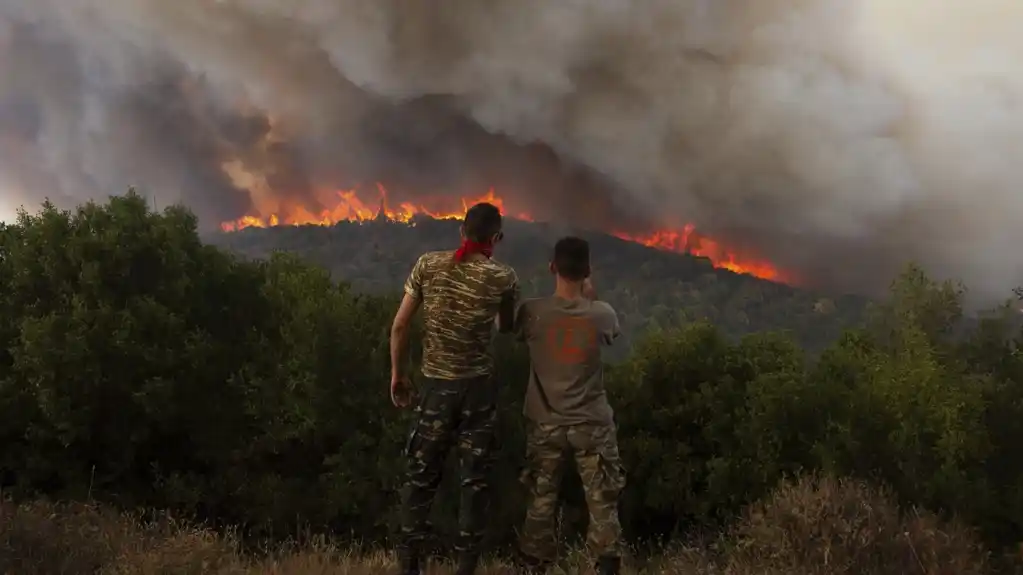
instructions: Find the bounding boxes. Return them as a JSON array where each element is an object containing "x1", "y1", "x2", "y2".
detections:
[
  {"x1": 3, "y1": 193, "x2": 1023, "y2": 572},
  {"x1": 210, "y1": 217, "x2": 870, "y2": 356}
]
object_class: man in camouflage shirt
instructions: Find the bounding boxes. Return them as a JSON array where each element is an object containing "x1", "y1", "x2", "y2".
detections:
[
  {"x1": 389, "y1": 202, "x2": 519, "y2": 575},
  {"x1": 514, "y1": 237, "x2": 626, "y2": 575}
]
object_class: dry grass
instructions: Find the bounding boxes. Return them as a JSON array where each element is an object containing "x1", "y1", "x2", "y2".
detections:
[
  {"x1": 724, "y1": 475, "x2": 991, "y2": 575},
  {"x1": 0, "y1": 500, "x2": 654, "y2": 574},
  {"x1": 0, "y1": 476, "x2": 1007, "y2": 574},
  {"x1": 0, "y1": 500, "x2": 242, "y2": 575}
]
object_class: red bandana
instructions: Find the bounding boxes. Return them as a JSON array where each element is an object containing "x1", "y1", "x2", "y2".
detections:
[{"x1": 453, "y1": 239, "x2": 494, "y2": 263}]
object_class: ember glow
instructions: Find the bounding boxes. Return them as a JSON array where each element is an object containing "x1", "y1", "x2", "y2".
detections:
[{"x1": 221, "y1": 185, "x2": 790, "y2": 283}]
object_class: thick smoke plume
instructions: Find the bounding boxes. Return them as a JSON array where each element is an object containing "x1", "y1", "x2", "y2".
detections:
[{"x1": 1, "y1": 0, "x2": 1022, "y2": 301}]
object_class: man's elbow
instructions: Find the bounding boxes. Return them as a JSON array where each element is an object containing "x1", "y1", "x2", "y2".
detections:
[{"x1": 391, "y1": 318, "x2": 410, "y2": 338}]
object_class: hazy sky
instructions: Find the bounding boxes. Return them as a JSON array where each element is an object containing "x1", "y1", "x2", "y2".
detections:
[
  {"x1": 0, "y1": 184, "x2": 23, "y2": 222},
  {"x1": 1, "y1": 0, "x2": 1022, "y2": 302}
]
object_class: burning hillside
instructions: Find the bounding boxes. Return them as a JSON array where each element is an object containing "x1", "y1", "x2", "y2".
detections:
[
  {"x1": 5, "y1": 0, "x2": 1023, "y2": 304},
  {"x1": 220, "y1": 184, "x2": 790, "y2": 283}
]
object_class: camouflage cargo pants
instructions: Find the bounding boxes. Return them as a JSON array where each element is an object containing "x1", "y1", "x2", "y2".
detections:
[
  {"x1": 518, "y1": 421, "x2": 627, "y2": 563},
  {"x1": 398, "y1": 376, "x2": 498, "y2": 564}
]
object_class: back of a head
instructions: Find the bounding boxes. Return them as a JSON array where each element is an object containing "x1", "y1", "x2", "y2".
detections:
[
  {"x1": 553, "y1": 236, "x2": 590, "y2": 281},
  {"x1": 462, "y1": 202, "x2": 503, "y2": 243}
]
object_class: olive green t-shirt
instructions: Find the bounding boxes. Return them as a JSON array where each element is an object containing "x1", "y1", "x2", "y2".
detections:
[
  {"x1": 404, "y1": 250, "x2": 519, "y2": 380},
  {"x1": 516, "y1": 296, "x2": 621, "y2": 425}
]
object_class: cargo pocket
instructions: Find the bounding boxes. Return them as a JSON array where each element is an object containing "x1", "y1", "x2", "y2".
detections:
[
  {"x1": 404, "y1": 426, "x2": 419, "y2": 457},
  {"x1": 599, "y1": 455, "x2": 626, "y2": 494},
  {"x1": 519, "y1": 464, "x2": 535, "y2": 490},
  {"x1": 403, "y1": 380, "x2": 434, "y2": 458},
  {"x1": 521, "y1": 425, "x2": 558, "y2": 495},
  {"x1": 596, "y1": 430, "x2": 626, "y2": 496}
]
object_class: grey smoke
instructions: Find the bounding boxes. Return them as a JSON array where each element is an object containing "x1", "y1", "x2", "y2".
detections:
[{"x1": 1, "y1": 0, "x2": 1022, "y2": 302}]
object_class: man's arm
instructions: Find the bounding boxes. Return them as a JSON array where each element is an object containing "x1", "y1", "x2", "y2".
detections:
[
  {"x1": 392, "y1": 255, "x2": 426, "y2": 381},
  {"x1": 494, "y1": 299, "x2": 530, "y2": 341},
  {"x1": 390, "y1": 293, "x2": 421, "y2": 381},
  {"x1": 496, "y1": 270, "x2": 521, "y2": 333},
  {"x1": 597, "y1": 302, "x2": 621, "y2": 346},
  {"x1": 512, "y1": 300, "x2": 532, "y2": 341}
]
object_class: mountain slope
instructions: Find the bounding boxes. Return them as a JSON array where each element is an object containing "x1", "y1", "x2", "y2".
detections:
[{"x1": 209, "y1": 217, "x2": 869, "y2": 356}]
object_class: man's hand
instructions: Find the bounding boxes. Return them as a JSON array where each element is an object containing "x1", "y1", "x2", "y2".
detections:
[
  {"x1": 390, "y1": 293, "x2": 420, "y2": 407},
  {"x1": 390, "y1": 375, "x2": 415, "y2": 408},
  {"x1": 582, "y1": 278, "x2": 597, "y2": 300}
]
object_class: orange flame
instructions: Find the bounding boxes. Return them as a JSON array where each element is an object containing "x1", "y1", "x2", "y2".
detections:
[
  {"x1": 222, "y1": 184, "x2": 788, "y2": 282},
  {"x1": 611, "y1": 227, "x2": 787, "y2": 282}
]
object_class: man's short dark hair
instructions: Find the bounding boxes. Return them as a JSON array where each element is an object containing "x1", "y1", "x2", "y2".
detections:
[
  {"x1": 462, "y1": 202, "x2": 503, "y2": 242},
  {"x1": 553, "y1": 236, "x2": 590, "y2": 281}
]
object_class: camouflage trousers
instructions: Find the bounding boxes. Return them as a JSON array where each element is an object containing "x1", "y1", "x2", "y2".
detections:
[
  {"x1": 398, "y1": 375, "x2": 498, "y2": 564},
  {"x1": 518, "y1": 421, "x2": 627, "y2": 562}
]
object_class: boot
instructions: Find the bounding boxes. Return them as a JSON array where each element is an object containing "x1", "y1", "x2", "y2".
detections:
[
  {"x1": 396, "y1": 546, "x2": 420, "y2": 575},
  {"x1": 454, "y1": 552, "x2": 480, "y2": 575},
  {"x1": 512, "y1": 550, "x2": 552, "y2": 574},
  {"x1": 595, "y1": 555, "x2": 621, "y2": 575}
]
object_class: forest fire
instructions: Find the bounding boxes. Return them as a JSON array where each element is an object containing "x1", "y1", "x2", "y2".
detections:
[
  {"x1": 221, "y1": 185, "x2": 789, "y2": 283},
  {"x1": 617, "y1": 226, "x2": 786, "y2": 282}
]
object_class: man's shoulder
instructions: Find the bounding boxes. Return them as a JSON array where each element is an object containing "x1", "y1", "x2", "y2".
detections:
[
  {"x1": 416, "y1": 250, "x2": 455, "y2": 270},
  {"x1": 518, "y1": 296, "x2": 548, "y2": 311},
  {"x1": 589, "y1": 301, "x2": 619, "y2": 325},
  {"x1": 590, "y1": 300, "x2": 617, "y2": 315},
  {"x1": 485, "y1": 257, "x2": 517, "y2": 279},
  {"x1": 465, "y1": 257, "x2": 517, "y2": 289}
]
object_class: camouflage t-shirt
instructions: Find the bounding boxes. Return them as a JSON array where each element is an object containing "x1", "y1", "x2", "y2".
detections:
[{"x1": 404, "y1": 250, "x2": 519, "y2": 380}]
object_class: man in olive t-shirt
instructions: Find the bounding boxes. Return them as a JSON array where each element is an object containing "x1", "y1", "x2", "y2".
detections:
[{"x1": 514, "y1": 236, "x2": 625, "y2": 575}]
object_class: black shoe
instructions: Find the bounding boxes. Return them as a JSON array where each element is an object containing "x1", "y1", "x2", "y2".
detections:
[
  {"x1": 595, "y1": 555, "x2": 621, "y2": 575},
  {"x1": 513, "y1": 550, "x2": 551, "y2": 574},
  {"x1": 454, "y1": 552, "x2": 480, "y2": 575},
  {"x1": 396, "y1": 547, "x2": 420, "y2": 575}
]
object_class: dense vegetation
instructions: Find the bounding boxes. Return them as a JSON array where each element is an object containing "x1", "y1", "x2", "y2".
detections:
[
  {"x1": 210, "y1": 217, "x2": 870, "y2": 358},
  {"x1": 2, "y1": 192, "x2": 1023, "y2": 571}
]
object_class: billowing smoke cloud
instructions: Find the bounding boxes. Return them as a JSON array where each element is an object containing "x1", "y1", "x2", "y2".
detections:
[{"x1": 1, "y1": 0, "x2": 1022, "y2": 302}]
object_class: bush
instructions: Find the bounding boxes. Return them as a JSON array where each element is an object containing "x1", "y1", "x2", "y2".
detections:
[
  {"x1": 725, "y1": 475, "x2": 989, "y2": 575},
  {"x1": 0, "y1": 194, "x2": 408, "y2": 538}
]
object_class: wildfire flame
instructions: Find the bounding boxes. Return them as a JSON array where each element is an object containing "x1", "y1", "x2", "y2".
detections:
[
  {"x1": 221, "y1": 184, "x2": 789, "y2": 283},
  {"x1": 613, "y1": 226, "x2": 787, "y2": 282}
]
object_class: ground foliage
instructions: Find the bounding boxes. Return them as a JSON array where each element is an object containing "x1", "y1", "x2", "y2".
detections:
[{"x1": 0, "y1": 477, "x2": 996, "y2": 574}]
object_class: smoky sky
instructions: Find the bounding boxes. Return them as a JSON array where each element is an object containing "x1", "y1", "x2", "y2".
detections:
[{"x1": 1, "y1": 0, "x2": 1022, "y2": 302}]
